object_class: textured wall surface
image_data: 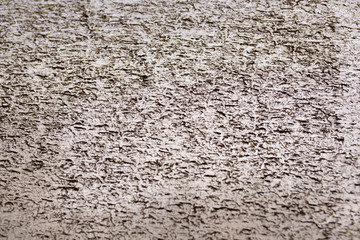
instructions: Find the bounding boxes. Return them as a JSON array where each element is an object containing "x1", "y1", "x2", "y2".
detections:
[{"x1": 0, "y1": 0, "x2": 359, "y2": 239}]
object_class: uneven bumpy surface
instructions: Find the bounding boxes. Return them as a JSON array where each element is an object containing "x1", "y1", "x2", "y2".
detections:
[{"x1": 0, "y1": 0, "x2": 359, "y2": 239}]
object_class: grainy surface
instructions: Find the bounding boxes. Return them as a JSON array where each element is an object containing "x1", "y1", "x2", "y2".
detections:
[{"x1": 0, "y1": 0, "x2": 360, "y2": 239}]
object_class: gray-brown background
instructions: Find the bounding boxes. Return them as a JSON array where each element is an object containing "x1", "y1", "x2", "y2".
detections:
[{"x1": 0, "y1": 0, "x2": 359, "y2": 239}]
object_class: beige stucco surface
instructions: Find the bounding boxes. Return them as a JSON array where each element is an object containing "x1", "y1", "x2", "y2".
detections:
[{"x1": 0, "y1": 0, "x2": 359, "y2": 239}]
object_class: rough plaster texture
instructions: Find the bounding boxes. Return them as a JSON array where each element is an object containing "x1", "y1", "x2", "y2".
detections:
[{"x1": 0, "y1": 0, "x2": 359, "y2": 239}]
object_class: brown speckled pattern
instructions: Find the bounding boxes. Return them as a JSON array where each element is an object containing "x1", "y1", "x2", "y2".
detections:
[{"x1": 0, "y1": 0, "x2": 359, "y2": 239}]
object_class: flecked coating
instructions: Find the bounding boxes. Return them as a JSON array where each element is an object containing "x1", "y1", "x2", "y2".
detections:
[{"x1": 0, "y1": 0, "x2": 359, "y2": 239}]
